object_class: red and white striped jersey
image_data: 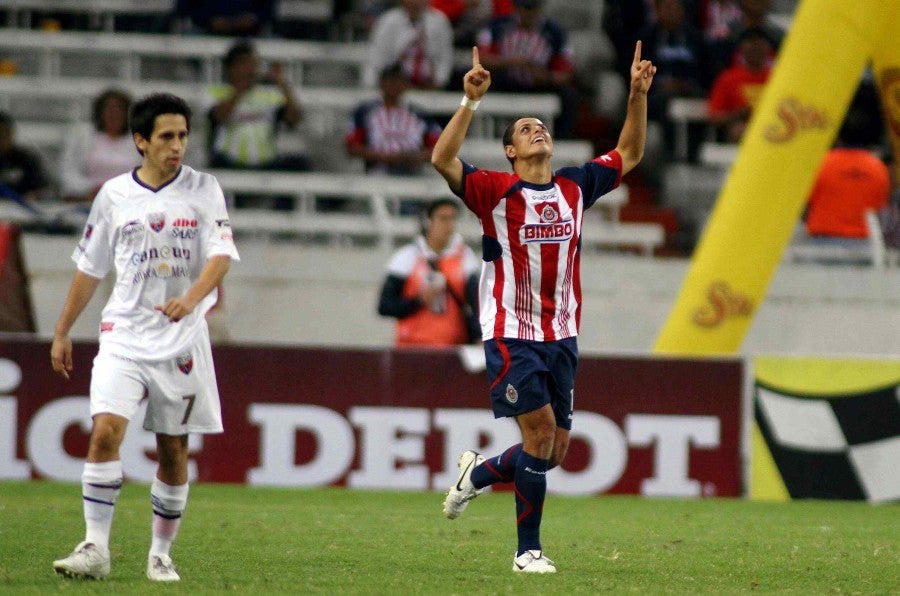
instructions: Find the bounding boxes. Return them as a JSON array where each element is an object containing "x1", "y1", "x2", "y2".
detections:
[{"x1": 455, "y1": 151, "x2": 622, "y2": 342}]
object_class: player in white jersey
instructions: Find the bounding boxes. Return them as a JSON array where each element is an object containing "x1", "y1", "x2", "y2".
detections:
[
  {"x1": 50, "y1": 93, "x2": 240, "y2": 582},
  {"x1": 433, "y1": 44, "x2": 655, "y2": 572}
]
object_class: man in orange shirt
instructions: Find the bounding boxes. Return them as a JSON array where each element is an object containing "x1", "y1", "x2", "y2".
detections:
[
  {"x1": 377, "y1": 198, "x2": 480, "y2": 346},
  {"x1": 707, "y1": 27, "x2": 774, "y2": 142},
  {"x1": 805, "y1": 110, "x2": 890, "y2": 241}
]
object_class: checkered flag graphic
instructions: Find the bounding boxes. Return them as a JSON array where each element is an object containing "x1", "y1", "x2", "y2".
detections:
[{"x1": 755, "y1": 382, "x2": 900, "y2": 502}]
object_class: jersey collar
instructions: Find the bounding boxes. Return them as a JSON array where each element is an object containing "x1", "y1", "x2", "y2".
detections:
[{"x1": 131, "y1": 166, "x2": 183, "y2": 193}]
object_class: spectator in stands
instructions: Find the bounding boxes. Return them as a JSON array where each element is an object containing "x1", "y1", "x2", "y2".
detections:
[
  {"x1": 378, "y1": 198, "x2": 480, "y2": 346},
  {"x1": 639, "y1": 0, "x2": 709, "y2": 158},
  {"x1": 172, "y1": 0, "x2": 276, "y2": 36},
  {"x1": 707, "y1": 26, "x2": 773, "y2": 143},
  {"x1": 476, "y1": 0, "x2": 577, "y2": 138},
  {"x1": 363, "y1": 0, "x2": 455, "y2": 91},
  {"x1": 206, "y1": 40, "x2": 311, "y2": 172},
  {"x1": 0, "y1": 112, "x2": 50, "y2": 203},
  {"x1": 345, "y1": 63, "x2": 443, "y2": 176},
  {"x1": 61, "y1": 89, "x2": 139, "y2": 203},
  {"x1": 707, "y1": 0, "x2": 784, "y2": 77},
  {"x1": 804, "y1": 109, "x2": 890, "y2": 247}
]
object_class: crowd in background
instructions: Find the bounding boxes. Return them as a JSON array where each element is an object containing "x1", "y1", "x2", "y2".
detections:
[{"x1": 0, "y1": 0, "x2": 897, "y2": 256}]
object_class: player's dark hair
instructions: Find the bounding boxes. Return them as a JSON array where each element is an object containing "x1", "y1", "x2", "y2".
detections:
[
  {"x1": 129, "y1": 93, "x2": 192, "y2": 155},
  {"x1": 502, "y1": 120, "x2": 517, "y2": 149},
  {"x1": 224, "y1": 39, "x2": 256, "y2": 71},
  {"x1": 502, "y1": 120, "x2": 517, "y2": 167},
  {"x1": 91, "y1": 88, "x2": 132, "y2": 134},
  {"x1": 0, "y1": 111, "x2": 13, "y2": 129},
  {"x1": 502, "y1": 117, "x2": 541, "y2": 167}
]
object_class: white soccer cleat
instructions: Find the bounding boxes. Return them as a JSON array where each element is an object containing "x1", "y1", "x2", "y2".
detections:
[
  {"x1": 443, "y1": 450, "x2": 485, "y2": 519},
  {"x1": 512, "y1": 550, "x2": 557, "y2": 573},
  {"x1": 147, "y1": 554, "x2": 180, "y2": 582},
  {"x1": 53, "y1": 541, "x2": 111, "y2": 580}
]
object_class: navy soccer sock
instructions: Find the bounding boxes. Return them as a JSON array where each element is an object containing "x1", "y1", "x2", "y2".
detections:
[
  {"x1": 470, "y1": 443, "x2": 522, "y2": 489},
  {"x1": 514, "y1": 450, "x2": 548, "y2": 555}
]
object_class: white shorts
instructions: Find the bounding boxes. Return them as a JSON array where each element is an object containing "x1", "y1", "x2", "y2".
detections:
[{"x1": 90, "y1": 329, "x2": 223, "y2": 435}]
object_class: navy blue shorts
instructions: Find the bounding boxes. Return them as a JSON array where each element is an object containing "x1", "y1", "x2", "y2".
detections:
[{"x1": 484, "y1": 337, "x2": 578, "y2": 430}]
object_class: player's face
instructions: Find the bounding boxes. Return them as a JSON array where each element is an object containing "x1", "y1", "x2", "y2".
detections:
[
  {"x1": 506, "y1": 118, "x2": 553, "y2": 162},
  {"x1": 135, "y1": 113, "x2": 188, "y2": 179}
]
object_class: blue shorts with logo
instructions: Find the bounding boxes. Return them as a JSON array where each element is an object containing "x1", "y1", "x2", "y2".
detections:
[{"x1": 484, "y1": 337, "x2": 578, "y2": 430}]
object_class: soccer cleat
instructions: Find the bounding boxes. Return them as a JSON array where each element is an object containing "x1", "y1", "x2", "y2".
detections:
[
  {"x1": 512, "y1": 550, "x2": 557, "y2": 573},
  {"x1": 443, "y1": 450, "x2": 485, "y2": 519},
  {"x1": 53, "y1": 541, "x2": 111, "y2": 580},
  {"x1": 147, "y1": 554, "x2": 180, "y2": 582}
]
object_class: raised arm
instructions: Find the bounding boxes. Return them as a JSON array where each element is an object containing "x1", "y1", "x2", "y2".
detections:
[
  {"x1": 614, "y1": 40, "x2": 656, "y2": 176},
  {"x1": 431, "y1": 47, "x2": 491, "y2": 194}
]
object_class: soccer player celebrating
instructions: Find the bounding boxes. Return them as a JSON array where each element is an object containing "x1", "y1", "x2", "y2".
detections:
[
  {"x1": 50, "y1": 93, "x2": 240, "y2": 582},
  {"x1": 433, "y1": 43, "x2": 655, "y2": 573}
]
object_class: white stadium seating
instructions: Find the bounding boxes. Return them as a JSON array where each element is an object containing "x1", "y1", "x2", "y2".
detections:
[{"x1": 0, "y1": 22, "x2": 665, "y2": 255}]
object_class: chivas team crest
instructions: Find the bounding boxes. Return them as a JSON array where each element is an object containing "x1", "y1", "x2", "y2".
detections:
[
  {"x1": 148, "y1": 212, "x2": 166, "y2": 233},
  {"x1": 176, "y1": 353, "x2": 193, "y2": 375},
  {"x1": 536, "y1": 201, "x2": 560, "y2": 223},
  {"x1": 505, "y1": 383, "x2": 519, "y2": 404}
]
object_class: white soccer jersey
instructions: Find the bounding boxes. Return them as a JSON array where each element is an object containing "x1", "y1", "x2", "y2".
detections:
[{"x1": 73, "y1": 166, "x2": 240, "y2": 361}]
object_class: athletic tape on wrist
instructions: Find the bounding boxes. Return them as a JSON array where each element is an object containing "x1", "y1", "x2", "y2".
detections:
[{"x1": 460, "y1": 96, "x2": 481, "y2": 111}]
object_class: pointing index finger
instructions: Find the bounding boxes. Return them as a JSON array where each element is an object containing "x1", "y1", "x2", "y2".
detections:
[
  {"x1": 472, "y1": 46, "x2": 481, "y2": 68},
  {"x1": 633, "y1": 40, "x2": 642, "y2": 65}
]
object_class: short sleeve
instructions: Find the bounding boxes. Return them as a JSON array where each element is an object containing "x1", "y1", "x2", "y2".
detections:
[
  {"x1": 457, "y1": 162, "x2": 514, "y2": 220},
  {"x1": 72, "y1": 189, "x2": 113, "y2": 278},
  {"x1": 202, "y1": 177, "x2": 241, "y2": 262},
  {"x1": 556, "y1": 150, "x2": 622, "y2": 210}
]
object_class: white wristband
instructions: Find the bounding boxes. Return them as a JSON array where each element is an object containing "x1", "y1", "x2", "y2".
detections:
[{"x1": 460, "y1": 96, "x2": 481, "y2": 111}]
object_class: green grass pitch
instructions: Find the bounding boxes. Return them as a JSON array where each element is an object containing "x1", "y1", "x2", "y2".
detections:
[{"x1": 0, "y1": 480, "x2": 897, "y2": 594}]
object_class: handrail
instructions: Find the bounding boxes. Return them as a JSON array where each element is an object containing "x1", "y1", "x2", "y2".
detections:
[
  {"x1": 0, "y1": 170, "x2": 659, "y2": 254},
  {"x1": 0, "y1": 75, "x2": 559, "y2": 140}
]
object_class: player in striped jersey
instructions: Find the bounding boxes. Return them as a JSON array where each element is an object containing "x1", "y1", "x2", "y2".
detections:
[{"x1": 434, "y1": 43, "x2": 656, "y2": 573}]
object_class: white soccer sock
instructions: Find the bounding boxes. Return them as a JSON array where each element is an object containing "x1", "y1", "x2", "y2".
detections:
[
  {"x1": 82, "y1": 460, "x2": 123, "y2": 553},
  {"x1": 149, "y1": 477, "x2": 189, "y2": 557}
]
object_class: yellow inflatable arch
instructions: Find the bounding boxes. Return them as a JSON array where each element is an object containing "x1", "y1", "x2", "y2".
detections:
[{"x1": 654, "y1": 0, "x2": 899, "y2": 355}]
